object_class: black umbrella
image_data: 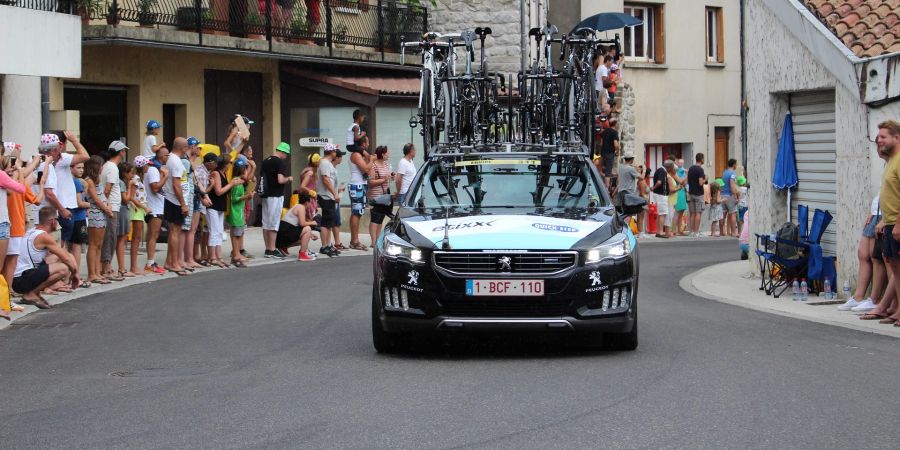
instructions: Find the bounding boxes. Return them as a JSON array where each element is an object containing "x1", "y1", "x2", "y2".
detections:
[{"x1": 570, "y1": 12, "x2": 642, "y2": 33}]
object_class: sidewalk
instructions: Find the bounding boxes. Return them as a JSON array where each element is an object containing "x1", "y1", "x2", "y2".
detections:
[
  {"x1": 0, "y1": 229, "x2": 375, "y2": 331},
  {"x1": 682, "y1": 260, "x2": 900, "y2": 339}
]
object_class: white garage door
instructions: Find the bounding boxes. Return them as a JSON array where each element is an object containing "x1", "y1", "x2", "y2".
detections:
[{"x1": 790, "y1": 91, "x2": 836, "y2": 255}]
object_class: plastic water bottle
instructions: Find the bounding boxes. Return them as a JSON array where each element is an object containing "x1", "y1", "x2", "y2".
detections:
[
  {"x1": 800, "y1": 279, "x2": 809, "y2": 302},
  {"x1": 792, "y1": 279, "x2": 801, "y2": 301},
  {"x1": 823, "y1": 278, "x2": 832, "y2": 300},
  {"x1": 842, "y1": 281, "x2": 851, "y2": 300}
]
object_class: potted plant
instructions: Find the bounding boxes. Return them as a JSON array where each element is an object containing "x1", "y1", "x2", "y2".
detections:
[
  {"x1": 76, "y1": 0, "x2": 101, "y2": 24},
  {"x1": 106, "y1": 1, "x2": 121, "y2": 25},
  {"x1": 138, "y1": 0, "x2": 159, "y2": 27},
  {"x1": 289, "y1": 16, "x2": 308, "y2": 43},
  {"x1": 245, "y1": 13, "x2": 265, "y2": 39},
  {"x1": 333, "y1": 22, "x2": 348, "y2": 47}
]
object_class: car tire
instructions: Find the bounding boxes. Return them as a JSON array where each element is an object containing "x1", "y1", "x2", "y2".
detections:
[
  {"x1": 372, "y1": 287, "x2": 403, "y2": 354},
  {"x1": 604, "y1": 317, "x2": 638, "y2": 351}
]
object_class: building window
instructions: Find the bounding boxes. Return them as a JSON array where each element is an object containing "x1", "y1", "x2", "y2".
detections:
[
  {"x1": 706, "y1": 7, "x2": 724, "y2": 63},
  {"x1": 623, "y1": 3, "x2": 665, "y2": 63}
]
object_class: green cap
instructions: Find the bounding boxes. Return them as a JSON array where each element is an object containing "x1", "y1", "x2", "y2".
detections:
[
  {"x1": 715, "y1": 178, "x2": 725, "y2": 187},
  {"x1": 737, "y1": 175, "x2": 747, "y2": 186},
  {"x1": 276, "y1": 142, "x2": 291, "y2": 154}
]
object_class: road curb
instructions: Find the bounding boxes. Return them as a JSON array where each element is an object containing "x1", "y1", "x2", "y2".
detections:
[
  {"x1": 679, "y1": 264, "x2": 900, "y2": 340},
  {"x1": 0, "y1": 250, "x2": 372, "y2": 331}
]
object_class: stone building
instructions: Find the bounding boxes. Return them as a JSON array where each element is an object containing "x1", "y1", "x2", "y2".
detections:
[{"x1": 745, "y1": 0, "x2": 900, "y2": 287}]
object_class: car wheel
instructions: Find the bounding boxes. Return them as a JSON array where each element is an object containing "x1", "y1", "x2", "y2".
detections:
[
  {"x1": 372, "y1": 287, "x2": 402, "y2": 354},
  {"x1": 604, "y1": 317, "x2": 638, "y2": 351}
]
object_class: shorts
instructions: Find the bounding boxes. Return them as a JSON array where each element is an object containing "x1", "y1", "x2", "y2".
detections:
[
  {"x1": 144, "y1": 213, "x2": 163, "y2": 223},
  {"x1": 164, "y1": 200, "x2": 185, "y2": 226},
  {"x1": 13, "y1": 262, "x2": 50, "y2": 294},
  {"x1": 7, "y1": 236, "x2": 23, "y2": 256},
  {"x1": 230, "y1": 226, "x2": 245, "y2": 237},
  {"x1": 71, "y1": 220, "x2": 88, "y2": 245},
  {"x1": 261, "y1": 196, "x2": 284, "y2": 231},
  {"x1": 688, "y1": 194, "x2": 705, "y2": 214},
  {"x1": 0, "y1": 222, "x2": 9, "y2": 240},
  {"x1": 117, "y1": 205, "x2": 131, "y2": 236},
  {"x1": 371, "y1": 208, "x2": 388, "y2": 225},
  {"x1": 349, "y1": 183, "x2": 367, "y2": 216},
  {"x1": 181, "y1": 197, "x2": 195, "y2": 232},
  {"x1": 721, "y1": 195, "x2": 738, "y2": 214},
  {"x1": 738, "y1": 206, "x2": 748, "y2": 222},
  {"x1": 863, "y1": 214, "x2": 882, "y2": 238},
  {"x1": 883, "y1": 226, "x2": 900, "y2": 259},
  {"x1": 335, "y1": 203, "x2": 342, "y2": 227},
  {"x1": 102, "y1": 212, "x2": 118, "y2": 262},
  {"x1": 131, "y1": 206, "x2": 146, "y2": 222},
  {"x1": 651, "y1": 192, "x2": 669, "y2": 216},
  {"x1": 600, "y1": 153, "x2": 615, "y2": 177},
  {"x1": 319, "y1": 198, "x2": 337, "y2": 228},
  {"x1": 58, "y1": 214, "x2": 75, "y2": 242},
  {"x1": 275, "y1": 221, "x2": 301, "y2": 248}
]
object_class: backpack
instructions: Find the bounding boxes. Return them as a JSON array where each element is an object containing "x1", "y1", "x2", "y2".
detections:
[{"x1": 776, "y1": 222, "x2": 801, "y2": 259}]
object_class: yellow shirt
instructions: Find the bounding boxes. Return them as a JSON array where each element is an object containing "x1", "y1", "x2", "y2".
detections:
[{"x1": 880, "y1": 153, "x2": 900, "y2": 225}]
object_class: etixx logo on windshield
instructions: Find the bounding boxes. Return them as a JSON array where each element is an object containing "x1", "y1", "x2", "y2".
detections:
[
  {"x1": 432, "y1": 220, "x2": 496, "y2": 232},
  {"x1": 532, "y1": 223, "x2": 579, "y2": 233}
]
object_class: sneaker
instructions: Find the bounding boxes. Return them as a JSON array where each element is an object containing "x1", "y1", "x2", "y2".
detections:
[
  {"x1": 850, "y1": 298, "x2": 876, "y2": 312},
  {"x1": 323, "y1": 246, "x2": 340, "y2": 257},
  {"x1": 298, "y1": 250, "x2": 316, "y2": 261},
  {"x1": 276, "y1": 248, "x2": 289, "y2": 257},
  {"x1": 264, "y1": 250, "x2": 285, "y2": 259},
  {"x1": 837, "y1": 297, "x2": 862, "y2": 311},
  {"x1": 241, "y1": 249, "x2": 254, "y2": 259},
  {"x1": 145, "y1": 263, "x2": 165, "y2": 275}
]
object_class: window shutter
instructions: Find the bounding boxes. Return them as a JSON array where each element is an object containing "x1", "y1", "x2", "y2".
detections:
[{"x1": 654, "y1": 5, "x2": 666, "y2": 63}]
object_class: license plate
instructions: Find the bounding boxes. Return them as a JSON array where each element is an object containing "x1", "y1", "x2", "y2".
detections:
[{"x1": 465, "y1": 279, "x2": 544, "y2": 296}]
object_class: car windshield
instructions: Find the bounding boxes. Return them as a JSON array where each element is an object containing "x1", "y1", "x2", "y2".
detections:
[{"x1": 407, "y1": 156, "x2": 608, "y2": 210}]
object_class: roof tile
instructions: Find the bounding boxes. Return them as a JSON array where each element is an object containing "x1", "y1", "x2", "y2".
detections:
[{"x1": 802, "y1": 0, "x2": 900, "y2": 57}]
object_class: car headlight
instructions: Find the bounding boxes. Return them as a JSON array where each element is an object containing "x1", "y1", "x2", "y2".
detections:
[
  {"x1": 383, "y1": 235, "x2": 425, "y2": 264},
  {"x1": 586, "y1": 234, "x2": 632, "y2": 263}
]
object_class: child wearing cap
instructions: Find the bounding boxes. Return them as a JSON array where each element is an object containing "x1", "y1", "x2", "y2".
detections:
[
  {"x1": 143, "y1": 120, "x2": 165, "y2": 158},
  {"x1": 129, "y1": 156, "x2": 152, "y2": 275}
]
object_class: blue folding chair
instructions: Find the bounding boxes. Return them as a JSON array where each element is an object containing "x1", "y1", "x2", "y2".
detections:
[
  {"x1": 756, "y1": 204, "x2": 813, "y2": 298},
  {"x1": 806, "y1": 209, "x2": 834, "y2": 292},
  {"x1": 797, "y1": 204, "x2": 809, "y2": 241}
]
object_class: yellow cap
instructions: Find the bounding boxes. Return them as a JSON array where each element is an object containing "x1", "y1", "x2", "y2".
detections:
[{"x1": 308, "y1": 189, "x2": 317, "y2": 198}]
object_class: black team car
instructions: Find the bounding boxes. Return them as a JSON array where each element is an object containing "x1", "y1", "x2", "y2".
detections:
[{"x1": 372, "y1": 146, "x2": 640, "y2": 352}]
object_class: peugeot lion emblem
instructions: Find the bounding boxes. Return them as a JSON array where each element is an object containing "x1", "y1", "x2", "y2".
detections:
[
  {"x1": 589, "y1": 271, "x2": 602, "y2": 287},
  {"x1": 407, "y1": 270, "x2": 419, "y2": 286},
  {"x1": 498, "y1": 256, "x2": 512, "y2": 272}
]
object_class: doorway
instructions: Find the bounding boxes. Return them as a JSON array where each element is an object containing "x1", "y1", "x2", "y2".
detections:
[
  {"x1": 64, "y1": 84, "x2": 128, "y2": 156},
  {"x1": 714, "y1": 127, "x2": 730, "y2": 178}
]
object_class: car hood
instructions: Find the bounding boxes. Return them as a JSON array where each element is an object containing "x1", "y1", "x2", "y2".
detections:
[{"x1": 399, "y1": 213, "x2": 616, "y2": 250}]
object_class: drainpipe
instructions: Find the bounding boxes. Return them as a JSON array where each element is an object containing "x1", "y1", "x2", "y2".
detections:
[
  {"x1": 40, "y1": 77, "x2": 50, "y2": 132},
  {"x1": 739, "y1": 0, "x2": 747, "y2": 167}
]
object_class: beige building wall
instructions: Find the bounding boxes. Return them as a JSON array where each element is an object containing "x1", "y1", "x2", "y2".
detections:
[
  {"x1": 49, "y1": 46, "x2": 281, "y2": 157},
  {"x1": 580, "y1": 0, "x2": 742, "y2": 174}
]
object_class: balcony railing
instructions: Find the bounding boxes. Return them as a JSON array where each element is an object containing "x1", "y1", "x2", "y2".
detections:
[{"x1": 4, "y1": 0, "x2": 427, "y2": 55}]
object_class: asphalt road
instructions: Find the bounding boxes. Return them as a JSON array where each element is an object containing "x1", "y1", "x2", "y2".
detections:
[{"x1": 2, "y1": 240, "x2": 898, "y2": 449}]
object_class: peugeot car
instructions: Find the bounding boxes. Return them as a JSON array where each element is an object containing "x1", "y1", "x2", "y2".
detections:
[{"x1": 372, "y1": 147, "x2": 639, "y2": 352}]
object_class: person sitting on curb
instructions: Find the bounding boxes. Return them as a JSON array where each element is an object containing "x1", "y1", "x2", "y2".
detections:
[
  {"x1": 276, "y1": 192, "x2": 319, "y2": 261},
  {"x1": 12, "y1": 207, "x2": 79, "y2": 310}
]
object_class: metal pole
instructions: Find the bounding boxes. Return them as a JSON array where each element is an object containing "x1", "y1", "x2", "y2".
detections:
[
  {"x1": 326, "y1": 0, "x2": 333, "y2": 55},
  {"x1": 520, "y1": 0, "x2": 527, "y2": 73},
  {"x1": 378, "y1": 0, "x2": 384, "y2": 61},
  {"x1": 265, "y1": 0, "x2": 273, "y2": 51},
  {"x1": 195, "y1": 0, "x2": 202, "y2": 46}
]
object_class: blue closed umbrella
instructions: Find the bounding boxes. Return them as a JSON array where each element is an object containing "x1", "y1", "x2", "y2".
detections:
[
  {"x1": 773, "y1": 112, "x2": 798, "y2": 221},
  {"x1": 570, "y1": 12, "x2": 643, "y2": 34}
]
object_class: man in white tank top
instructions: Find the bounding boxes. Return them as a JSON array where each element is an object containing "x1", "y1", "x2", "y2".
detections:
[{"x1": 12, "y1": 207, "x2": 79, "y2": 309}]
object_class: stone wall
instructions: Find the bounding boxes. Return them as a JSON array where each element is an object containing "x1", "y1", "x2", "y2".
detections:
[
  {"x1": 745, "y1": 0, "x2": 874, "y2": 289},
  {"x1": 617, "y1": 83, "x2": 635, "y2": 157},
  {"x1": 428, "y1": 0, "x2": 545, "y2": 75}
]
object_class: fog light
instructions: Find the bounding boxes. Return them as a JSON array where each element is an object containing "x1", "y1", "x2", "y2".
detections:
[
  {"x1": 621, "y1": 287, "x2": 631, "y2": 308},
  {"x1": 613, "y1": 289, "x2": 621, "y2": 309},
  {"x1": 383, "y1": 287, "x2": 392, "y2": 308},
  {"x1": 391, "y1": 288, "x2": 400, "y2": 308},
  {"x1": 400, "y1": 290, "x2": 409, "y2": 311},
  {"x1": 602, "y1": 290, "x2": 610, "y2": 311}
]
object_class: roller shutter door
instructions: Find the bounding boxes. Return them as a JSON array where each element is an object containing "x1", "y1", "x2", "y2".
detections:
[{"x1": 790, "y1": 91, "x2": 836, "y2": 255}]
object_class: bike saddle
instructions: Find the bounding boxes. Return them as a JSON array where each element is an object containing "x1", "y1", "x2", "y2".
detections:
[
  {"x1": 460, "y1": 30, "x2": 477, "y2": 46},
  {"x1": 543, "y1": 24, "x2": 559, "y2": 37},
  {"x1": 423, "y1": 31, "x2": 440, "y2": 40},
  {"x1": 474, "y1": 27, "x2": 492, "y2": 37},
  {"x1": 528, "y1": 27, "x2": 542, "y2": 37}
]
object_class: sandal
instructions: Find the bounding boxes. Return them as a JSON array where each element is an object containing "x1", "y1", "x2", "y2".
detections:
[
  {"x1": 90, "y1": 278, "x2": 111, "y2": 285},
  {"x1": 198, "y1": 260, "x2": 211, "y2": 267},
  {"x1": 349, "y1": 242, "x2": 369, "y2": 251},
  {"x1": 10, "y1": 303, "x2": 25, "y2": 312},
  {"x1": 879, "y1": 317, "x2": 897, "y2": 324},
  {"x1": 334, "y1": 243, "x2": 348, "y2": 251},
  {"x1": 859, "y1": 312, "x2": 887, "y2": 320},
  {"x1": 232, "y1": 260, "x2": 247, "y2": 268},
  {"x1": 164, "y1": 267, "x2": 189, "y2": 276},
  {"x1": 120, "y1": 271, "x2": 137, "y2": 278},
  {"x1": 79, "y1": 281, "x2": 92, "y2": 289}
]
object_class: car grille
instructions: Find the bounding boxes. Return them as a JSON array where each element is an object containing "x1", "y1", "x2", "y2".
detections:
[
  {"x1": 440, "y1": 297, "x2": 571, "y2": 317},
  {"x1": 433, "y1": 251, "x2": 577, "y2": 275}
]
